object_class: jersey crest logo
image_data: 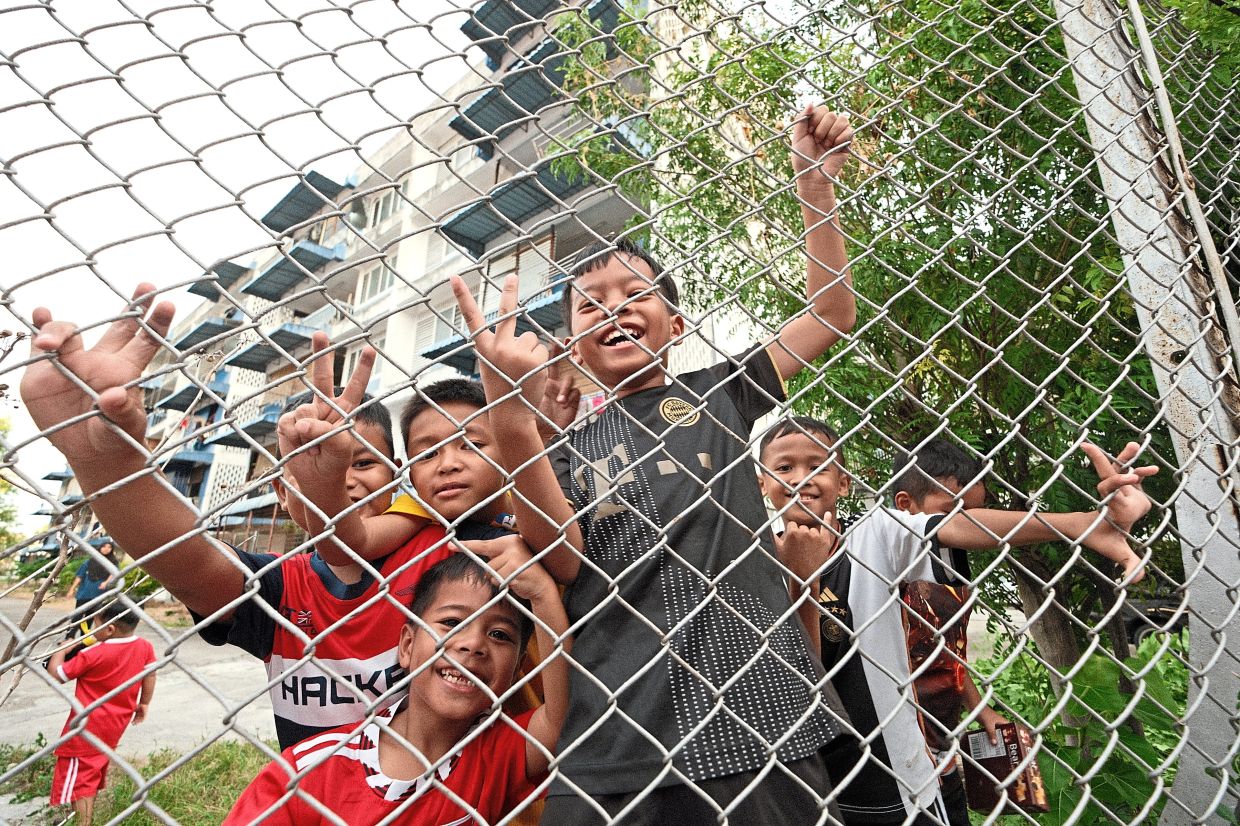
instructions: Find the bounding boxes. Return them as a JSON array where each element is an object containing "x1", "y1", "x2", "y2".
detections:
[
  {"x1": 817, "y1": 585, "x2": 849, "y2": 643},
  {"x1": 659, "y1": 397, "x2": 700, "y2": 427},
  {"x1": 282, "y1": 607, "x2": 316, "y2": 634}
]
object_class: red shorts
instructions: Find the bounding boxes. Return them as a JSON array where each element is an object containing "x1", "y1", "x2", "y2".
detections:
[{"x1": 51, "y1": 751, "x2": 109, "y2": 805}]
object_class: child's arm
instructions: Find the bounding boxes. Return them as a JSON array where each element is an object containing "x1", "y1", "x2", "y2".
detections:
[
  {"x1": 961, "y1": 673, "x2": 1008, "y2": 745},
  {"x1": 453, "y1": 275, "x2": 585, "y2": 584},
  {"x1": 134, "y1": 671, "x2": 156, "y2": 724},
  {"x1": 767, "y1": 104, "x2": 857, "y2": 380},
  {"x1": 775, "y1": 521, "x2": 838, "y2": 655},
  {"x1": 21, "y1": 286, "x2": 247, "y2": 618},
  {"x1": 275, "y1": 334, "x2": 428, "y2": 565},
  {"x1": 47, "y1": 645, "x2": 73, "y2": 683},
  {"x1": 933, "y1": 443, "x2": 1157, "y2": 582},
  {"x1": 484, "y1": 541, "x2": 569, "y2": 778}
]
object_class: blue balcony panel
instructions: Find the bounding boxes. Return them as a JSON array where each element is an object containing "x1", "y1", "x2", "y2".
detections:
[
  {"x1": 450, "y1": 88, "x2": 531, "y2": 144},
  {"x1": 43, "y1": 468, "x2": 73, "y2": 482},
  {"x1": 421, "y1": 285, "x2": 564, "y2": 374},
  {"x1": 203, "y1": 402, "x2": 284, "y2": 449},
  {"x1": 241, "y1": 240, "x2": 345, "y2": 301},
  {"x1": 442, "y1": 160, "x2": 589, "y2": 258},
  {"x1": 42, "y1": 495, "x2": 85, "y2": 515},
  {"x1": 216, "y1": 516, "x2": 280, "y2": 527},
  {"x1": 461, "y1": 0, "x2": 561, "y2": 68},
  {"x1": 158, "y1": 384, "x2": 205, "y2": 412},
  {"x1": 163, "y1": 446, "x2": 215, "y2": 470},
  {"x1": 175, "y1": 317, "x2": 243, "y2": 352},
  {"x1": 585, "y1": 0, "x2": 621, "y2": 33},
  {"x1": 225, "y1": 323, "x2": 316, "y2": 372},
  {"x1": 449, "y1": 38, "x2": 567, "y2": 144},
  {"x1": 189, "y1": 261, "x2": 249, "y2": 300},
  {"x1": 261, "y1": 171, "x2": 346, "y2": 233},
  {"x1": 220, "y1": 491, "x2": 280, "y2": 517},
  {"x1": 157, "y1": 371, "x2": 231, "y2": 411}
]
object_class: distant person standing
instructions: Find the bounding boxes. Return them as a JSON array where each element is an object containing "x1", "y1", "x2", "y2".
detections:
[
  {"x1": 48, "y1": 602, "x2": 156, "y2": 826},
  {"x1": 60, "y1": 543, "x2": 119, "y2": 657},
  {"x1": 69, "y1": 541, "x2": 117, "y2": 612}
]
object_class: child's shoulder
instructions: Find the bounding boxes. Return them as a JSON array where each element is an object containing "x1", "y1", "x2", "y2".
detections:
[{"x1": 845, "y1": 507, "x2": 930, "y2": 542}]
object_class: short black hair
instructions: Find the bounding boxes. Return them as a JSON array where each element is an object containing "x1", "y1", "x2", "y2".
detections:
[
  {"x1": 278, "y1": 390, "x2": 394, "y2": 459},
  {"x1": 560, "y1": 237, "x2": 680, "y2": 327},
  {"x1": 759, "y1": 416, "x2": 844, "y2": 466},
  {"x1": 408, "y1": 554, "x2": 534, "y2": 651},
  {"x1": 399, "y1": 378, "x2": 487, "y2": 451},
  {"x1": 99, "y1": 601, "x2": 140, "y2": 631},
  {"x1": 890, "y1": 439, "x2": 984, "y2": 503}
]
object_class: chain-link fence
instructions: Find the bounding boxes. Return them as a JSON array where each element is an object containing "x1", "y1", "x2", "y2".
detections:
[{"x1": 1, "y1": 0, "x2": 1238, "y2": 823}]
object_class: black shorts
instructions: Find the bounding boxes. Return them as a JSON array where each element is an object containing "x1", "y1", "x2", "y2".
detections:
[{"x1": 540, "y1": 755, "x2": 842, "y2": 825}]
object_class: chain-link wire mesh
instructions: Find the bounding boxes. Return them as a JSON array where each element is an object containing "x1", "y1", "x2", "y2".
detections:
[{"x1": 1, "y1": 0, "x2": 1238, "y2": 823}]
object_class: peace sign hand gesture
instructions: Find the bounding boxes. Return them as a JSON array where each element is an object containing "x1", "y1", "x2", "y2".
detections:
[
  {"x1": 276, "y1": 332, "x2": 376, "y2": 493},
  {"x1": 452, "y1": 274, "x2": 549, "y2": 412}
]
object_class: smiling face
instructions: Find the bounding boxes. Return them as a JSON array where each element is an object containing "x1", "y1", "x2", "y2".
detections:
[
  {"x1": 567, "y1": 254, "x2": 684, "y2": 396},
  {"x1": 399, "y1": 577, "x2": 524, "y2": 727},
  {"x1": 275, "y1": 419, "x2": 396, "y2": 528},
  {"x1": 404, "y1": 401, "x2": 505, "y2": 524},
  {"x1": 759, "y1": 431, "x2": 851, "y2": 527}
]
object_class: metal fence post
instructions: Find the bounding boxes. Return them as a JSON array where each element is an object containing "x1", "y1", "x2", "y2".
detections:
[{"x1": 1051, "y1": 0, "x2": 1240, "y2": 820}]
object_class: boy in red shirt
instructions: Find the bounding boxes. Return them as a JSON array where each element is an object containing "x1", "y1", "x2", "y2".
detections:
[
  {"x1": 48, "y1": 602, "x2": 157, "y2": 826},
  {"x1": 225, "y1": 548, "x2": 568, "y2": 825}
]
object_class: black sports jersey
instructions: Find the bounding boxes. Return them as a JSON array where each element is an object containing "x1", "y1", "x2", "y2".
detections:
[{"x1": 551, "y1": 348, "x2": 846, "y2": 796}]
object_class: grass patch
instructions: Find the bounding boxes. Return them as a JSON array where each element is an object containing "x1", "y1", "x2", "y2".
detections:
[
  {"x1": 0, "y1": 735, "x2": 55, "y2": 804},
  {"x1": 96, "y1": 739, "x2": 273, "y2": 825},
  {"x1": 0, "y1": 737, "x2": 274, "y2": 824}
]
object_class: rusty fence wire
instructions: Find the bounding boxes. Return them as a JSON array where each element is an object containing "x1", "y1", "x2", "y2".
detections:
[{"x1": 1, "y1": 0, "x2": 1238, "y2": 823}]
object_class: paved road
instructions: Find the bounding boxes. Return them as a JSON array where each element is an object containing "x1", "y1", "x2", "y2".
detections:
[{"x1": 0, "y1": 594, "x2": 275, "y2": 758}]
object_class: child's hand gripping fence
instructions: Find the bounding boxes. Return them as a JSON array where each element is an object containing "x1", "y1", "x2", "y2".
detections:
[{"x1": 1, "y1": 0, "x2": 1238, "y2": 823}]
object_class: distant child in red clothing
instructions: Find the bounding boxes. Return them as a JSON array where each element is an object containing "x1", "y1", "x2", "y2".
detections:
[
  {"x1": 226, "y1": 549, "x2": 569, "y2": 826},
  {"x1": 48, "y1": 602, "x2": 157, "y2": 826}
]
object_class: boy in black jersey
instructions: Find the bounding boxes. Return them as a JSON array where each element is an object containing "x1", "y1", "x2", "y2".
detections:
[
  {"x1": 453, "y1": 104, "x2": 857, "y2": 824},
  {"x1": 758, "y1": 416, "x2": 1156, "y2": 824}
]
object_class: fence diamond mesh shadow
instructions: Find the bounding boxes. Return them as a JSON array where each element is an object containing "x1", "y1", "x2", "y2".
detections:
[{"x1": 1, "y1": 0, "x2": 1238, "y2": 823}]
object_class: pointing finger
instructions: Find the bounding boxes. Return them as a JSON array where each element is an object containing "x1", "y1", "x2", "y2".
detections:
[
  {"x1": 340, "y1": 345, "x2": 376, "y2": 407},
  {"x1": 452, "y1": 275, "x2": 487, "y2": 336},
  {"x1": 308, "y1": 333, "x2": 336, "y2": 410},
  {"x1": 1081, "y1": 443, "x2": 1115, "y2": 480},
  {"x1": 494, "y1": 273, "x2": 520, "y2": 340}
]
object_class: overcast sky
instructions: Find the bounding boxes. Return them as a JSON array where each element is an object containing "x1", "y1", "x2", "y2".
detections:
[{"x1": 1, "y1": 0, "x2": 480, "y2": 536}]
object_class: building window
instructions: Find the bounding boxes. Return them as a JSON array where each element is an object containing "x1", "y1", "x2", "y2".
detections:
[{"x1": 357, "y1": 265, "x2": 396, "y2": 305}]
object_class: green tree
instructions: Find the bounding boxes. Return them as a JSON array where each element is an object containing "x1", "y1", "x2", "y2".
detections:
[
  {"x1": 0, "y1": 418, "x2": 23, "y2": 551},
  {"x1": 545, "y1": 0, "x2": 1223, "y2": 820}
]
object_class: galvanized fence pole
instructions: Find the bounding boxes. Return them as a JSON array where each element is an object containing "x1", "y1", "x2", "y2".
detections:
[{"x1": 1052, "y1": 0, "x2": 1240, "y2": 820}]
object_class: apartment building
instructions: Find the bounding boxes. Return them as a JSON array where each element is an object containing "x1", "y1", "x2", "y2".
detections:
[
  {"x1": 139, "y1": 0, "x2": 635, "y2": 550},
  {"x1": 32, "y1": 1, "x2": 753, "y2": 554}
]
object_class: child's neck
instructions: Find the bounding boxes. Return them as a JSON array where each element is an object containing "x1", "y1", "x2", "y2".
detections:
[
  {"x1": 594, "y1": 359, "x2": 670, "y2": 400},
  {"x1": 378, "y1": 705, "x2": 472, "y2": 780}
]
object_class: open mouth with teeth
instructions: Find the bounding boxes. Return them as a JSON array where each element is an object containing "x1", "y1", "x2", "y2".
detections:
[
  {"x1": 602, "y1": 326, "x2": 642, "y2": 346},
  {"x1": 438, "y1": 666, "x2": 481, "y2": 691}
]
